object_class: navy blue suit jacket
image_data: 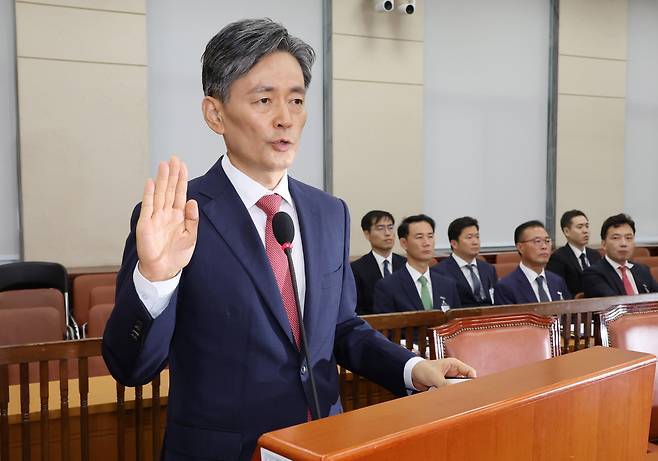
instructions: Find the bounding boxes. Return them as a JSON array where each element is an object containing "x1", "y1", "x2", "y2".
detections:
[
  {"x1": 433, "y1": 256, "x2": 497, "y2": 307},
  {"x1": 546, "y1": 245, "x2": 602, "y2": 296},
  {"x1": 582, "y1": 258, "x2": 658, "y2": 298},
  {"x1": 494, "y1": 266, "x2": 572, "y2": 305},
  {"x1": 102, "y1": 159, "x2": 415, "y2": 461},
  {"x1": 372, "y1": 266, "x2": 461, "y2": 313},
  {"x1": 351, "y1": 252, "x2": 405, "y2": 315}
]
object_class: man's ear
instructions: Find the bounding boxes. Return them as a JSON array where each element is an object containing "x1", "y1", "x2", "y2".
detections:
[
  {"x1": 449, "y1": 239, "x2": 458, "y2": 252},
  {"x1": 400, "y1": 237, "x2": 408, "y2": 252},
  {"x1": 362, "y1": 230, "x2": 371, "y2": 242},
  {"x1": 516, "y1": 242, "x2": 523, "y2": 256},
  {"x1": 202, "y1": 96, "x2": 225, "y2": 135}
]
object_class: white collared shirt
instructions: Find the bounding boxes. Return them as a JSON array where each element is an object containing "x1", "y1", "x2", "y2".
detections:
[
  {"x1": 406, "y1": 263, "x2": 433, "y2": 305},
  {"x1": 568, "y1": 242, "x2": 588, "y2": 270},
  {"x1": 605, "y1": 255, "x2": 638, "y2": 294},
  {"x1": 371, "y1": 250, "x2": 393, "y2": 278},
  {"x1": 133, "y1": 154, "x2": 306, "y2": 318},
  {"x1": 519, "y1": 262, "x2": 553, "y2": 302},
  {"x1": 451, "y1": 253, "x2": 481, "y2": 294}
]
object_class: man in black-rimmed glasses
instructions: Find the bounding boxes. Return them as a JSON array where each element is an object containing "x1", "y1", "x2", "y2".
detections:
[{"x1": 494, "y1": 220, "x2": 571, "y2": 305}]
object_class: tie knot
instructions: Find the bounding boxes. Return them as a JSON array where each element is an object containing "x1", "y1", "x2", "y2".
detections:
[
  {"x1": 383, "y1": 260, "x2": 389, "y2": 268},
  {"x1": 418, "y1": 275, "x2": 428, "y2": 286},
  {"x1": 256, "y1": 194, "x2": 282, "y2": 217},
  {"x1": 536, "y1": 275, "x2": 545, "y2": 285},
  {"x1": 619, "y1": 265, "x2": 627, "y2": 273}
]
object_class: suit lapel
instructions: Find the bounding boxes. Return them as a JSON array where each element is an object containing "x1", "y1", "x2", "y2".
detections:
[
  {"x1": 288, "y1": 179, "x2": 322, "y2": 349},
  {"x1": 400, "y1": 269, "x2": 424, "y2": 311},
  {"x1": 631, "y1": 265, "x2": 649, "y2": 294},
  {"x1": 392, "y1": 254, "x2": 405, "y2": 271},
  {"x1": 199, "y1": 163, "x2": 297, "y2": 347},
  {"x1": 515, "y1": 268, "x2": 539, "y2": 303},
  {"x1": 565, "y1": 246, "x2": 583, "y2": 273},
  {"x1": 365, "y1": 252, "x2": 383, "y2": 282}
]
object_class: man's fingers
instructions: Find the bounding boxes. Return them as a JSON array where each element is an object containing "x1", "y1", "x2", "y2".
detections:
[
  {"x1": 140, "y1": 179, "x2": 155, "y2": 219},
  {"x1": 184, "y1": 199, "x2": 199, "y2": 236},
  {"x1": 444, "y1": 358, "x2": 477, "y2": 378},
  {"x1": 153, "y1": 161, "x2": 169, "y2": 211},
  {"x1": 164, "y1": 156, "x2": 181, "y2": 209},
  {"x1": 173, "y1": 160, "x2": 189, "y2": 210}
]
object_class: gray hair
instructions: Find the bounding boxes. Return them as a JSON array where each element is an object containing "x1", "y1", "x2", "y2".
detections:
[{"x1": 201, "y1": 18, "x2": 316, "y2": 102}]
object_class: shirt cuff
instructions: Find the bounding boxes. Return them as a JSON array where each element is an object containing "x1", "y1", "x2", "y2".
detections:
[
  {"x1": 133, "y1": 262, "x2": 181, "y2": 319},
  {"x1": 403, "y1": 356, "x2": 426, "y2": 393}
]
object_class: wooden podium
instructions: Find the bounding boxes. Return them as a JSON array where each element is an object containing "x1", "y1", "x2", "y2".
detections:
[{"x1": 256, "y1": 347, "x2": 656, "y2": 461}]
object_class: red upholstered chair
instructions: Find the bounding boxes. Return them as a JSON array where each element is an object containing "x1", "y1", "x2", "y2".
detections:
[
  {"x1": 495, "y1": 252, "x2": 520, "y2": 264},
  {"x1": 87, "y1": 303, "x2": 114, "y2": 338},
  {"x1": 635, "y1": 247, "x2": 651, "y2": 258},
  {"x1": 71, "y1": 273, "x2": 117, "y2": 337},
  {"x1": 431, "y1": 313, "x2": 560, "y2": 377},
  {"x1": 635, "y1": 256, "x2": 658, "y2": 268},
  {"x1": 0, "y1": 288, "x2": 68, "y2": 339},
  {"x1": 652, "y1": 267, "x2": 658, "y2": 281},
  {"x1": 600, "y1": 303, "x2": 658, "y2": 442},
  {"x1": 493, "y1": 262, "x2": 517, "y2": 280}
]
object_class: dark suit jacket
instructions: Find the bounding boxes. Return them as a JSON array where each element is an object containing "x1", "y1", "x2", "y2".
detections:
[
  {"x1": 582, "y1": 258, "x2": 658, "y2": 298},
  {"x1": 351, "y1": 252, "x2": 405, "y2": 315},
  {"x1": 102, "y1": 158, "x2": 415, "y2": 461},
  {"x1": 372, "y1": 267, "x2": 461, "y2": 313},
  {"x1": 494, "y1": 266, "x2": 572, "y2": 305},
  {"x1": 546, "y1": 245, "x2": 602, "y2": 296},
  {"x1": 433, "y1": 256, "x2": 498, "y2": 307}
]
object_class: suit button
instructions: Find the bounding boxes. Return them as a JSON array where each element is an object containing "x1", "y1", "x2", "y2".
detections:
[{"x1": 301, "y1": 365, "x2": 307, "y2": 375}]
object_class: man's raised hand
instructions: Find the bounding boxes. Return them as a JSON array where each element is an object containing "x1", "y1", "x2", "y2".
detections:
[{"x1": 136, "y1": 156, "x2": 199, "y2": 282}]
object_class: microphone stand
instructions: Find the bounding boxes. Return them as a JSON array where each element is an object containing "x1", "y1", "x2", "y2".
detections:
[{"x1": 282, "y1": 243, "x2": 322, "y2": 420}]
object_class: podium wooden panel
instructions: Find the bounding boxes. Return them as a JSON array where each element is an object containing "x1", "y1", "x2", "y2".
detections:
[{"x1": 257, "y1": 347, "x2": 656, "y2": 461}]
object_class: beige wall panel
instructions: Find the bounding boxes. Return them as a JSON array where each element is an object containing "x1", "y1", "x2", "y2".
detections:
[
  {"x1": 16, "y1": 0, "x2": 146, "y2": 14},
  {"x1": 18, "y1": 58, "x2": 147, "y2": 266},
  {"x1": 333, "y1": 34, "x2": 423, "y2": 84},
  {"x1": 560, "y1": 0, "x2": 627, "y2": 59},
  {"x1": 558, "y1": 55, "x2": 626, "y2": 98},
  {"x1": 555, "y1": 95, "x2": 625, "y2": 247},
  {"x1": 333, "y1": 80, "x2": 423, "y2": 256},
  {"x1": 16, "y1": 2, "x2": 146, "y2": 64},
  {"x1": 333, "y1": 0, "x2": 423, "y2": 41}
]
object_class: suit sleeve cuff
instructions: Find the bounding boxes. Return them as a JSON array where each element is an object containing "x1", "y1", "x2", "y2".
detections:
[
  {"x1": 403, "y1": 356, "x2": 426, "y2": 393},
  {"x1": 133, "y1": 262, "x2": 181, "y2": 319}
]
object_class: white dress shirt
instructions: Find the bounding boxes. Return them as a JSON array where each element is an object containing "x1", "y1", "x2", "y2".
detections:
[
  {"x1": 519, "y1": 262, "x2": 553, "y2": 302},
  {"x1": 371, "y1": 251, "x2": 393, "y2": 277},
  {"x1": 452, "y1": 254, "x2": 481, "y2": 294},
  {"x1": 605, "y1": 255, "x2": 638, "y2": 294},
  {"x1": 132, "y1": 155, "x2": 422, "y2": 390},
  {"x1": 406, "y1": 263, "x2": 433, "y2": 305}
]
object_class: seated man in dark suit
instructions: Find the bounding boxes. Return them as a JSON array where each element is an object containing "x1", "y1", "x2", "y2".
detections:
[
  {"x1": 495, "y1": 220, "x2": 571, "y2": 305},
  {"x1": 546, "y1": 209, "x2": 601, "y2": 296},
  {"x1": 583, "y1": 213, "x2": 658, "y2": 297},
  {"x1": 373, "y1": 214, "x2": 460, "y2": 313},
  {"x1": 434, "y1": 216, "x2": 497, "y2": 307},
  {"x1": 351, "y1": 210, "x2": 406, "y2": 315}
]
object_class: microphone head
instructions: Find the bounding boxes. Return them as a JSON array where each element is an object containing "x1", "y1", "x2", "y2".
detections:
[{"x1": 272, "y1": 211, "x2": 295, "y2": 246}]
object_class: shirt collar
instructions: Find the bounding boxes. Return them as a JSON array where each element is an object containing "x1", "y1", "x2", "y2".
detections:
[
  {"x1": 371, "y1": 251, "x2": 392, "y2": 266},
  {"x1": 568, "y1": 242, "x2": 585, "y2": 259},
  {"x1": 605, "y1": 254, "x2": 633, "y2": 270},
  {"x1": 221, "y1": 154, "x2": 293, "y2": 210},
  {"x1": 406, "y1": 262, "x2": 430, "y2": 282},
  {"x1": 452, "y1": 253, "x2": 476, "y2": 268},
  {"x1": 519, "y1": 262, "x2": 546, "y2": 283}
]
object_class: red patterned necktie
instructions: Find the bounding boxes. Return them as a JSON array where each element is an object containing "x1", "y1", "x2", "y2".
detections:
[
  {"x1": 256, "y1": 194, "x2": 301, "y2": 349},
  {"x1": 619, "y1": 266, "x2": 635, "y2": 296}
]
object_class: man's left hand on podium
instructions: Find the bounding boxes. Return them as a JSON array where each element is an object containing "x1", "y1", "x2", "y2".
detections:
[{"x1": 411, "y1": 358, "x2": 476, "y2": 391}]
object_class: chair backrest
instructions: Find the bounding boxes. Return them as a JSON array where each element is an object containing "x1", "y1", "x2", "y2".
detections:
[
  {"x1": 599, "y1": 303, "x2": 658, "y2": 439},
  {"x1": 634, "y1": 247, "x2": 651, "y2": 258},
  {"x1": 634, "y1": 256, "x2": 658, "y2": 268},
  {"x1": 431, "y1": 313, "x2": 560, "y2": 377},
  {"x1": 0, "y1": 289, "x2": 67, "y2": 338},
  {"x1": 72, "y1": 273, "x2": 117, "y2": 325},
  {"x1": 494, "y1": 262, "x2": 518, "y2": 279},
  {"x1": 0, "y1": 261, "x2": 68, "y2": 293},
  {"x1": 87, "y1": 303, "x2": 114, "y2": 338},
  {"x1": 0, "y1": 306, "x2": 63, "y2": 346},
  {"x1": 496, "y1": 252, "x2": 520, "y2": 264}
]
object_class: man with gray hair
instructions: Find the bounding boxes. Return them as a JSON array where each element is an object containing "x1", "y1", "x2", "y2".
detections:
[{"x1": 102, "y1": 18, "x2": 474, "y2": 461}]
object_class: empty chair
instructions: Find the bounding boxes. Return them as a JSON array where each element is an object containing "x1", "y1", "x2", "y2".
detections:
[
  {"x1": 431, "y1": 313, "x2": 560, "y2": 377},
  {"x1": 634, "y1": 247, "x2": 651, "y2": 258},
  {"x1": 0, "y1": 306, "x2": 63, "y2": 346},
  {"x1": 634, "y1": 256, "x2": 658, "y2": 268},
  {"x1": 0, "y1": 262, "x2": 77, "y2": 338},
  {"x1": 493, "y1": 262, "x2": 517, "y2": 280},
  {"x1": 87, "y1": 303, "x2": 114, "y2": 338},
  {"x1": 496, "y1": 252, "x2": 520, "y2": 264},
  {"x1": 600, "y1": 303, "x2": 658, "y2": 441},
  {"x1": 71, "y1": 273, "x2": 117, "y2": 336}
]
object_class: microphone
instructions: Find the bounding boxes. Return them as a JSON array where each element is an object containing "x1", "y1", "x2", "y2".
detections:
[
  {"x1": 272, "y1": 211, "x2": 321, "y2": 420},
  {"x1": 643, "y1": 283, "x2": 650, "y2": 294}
]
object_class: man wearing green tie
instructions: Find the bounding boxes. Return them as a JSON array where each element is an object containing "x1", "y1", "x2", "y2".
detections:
[{"x1": 372, "y1": 215, "x2": 461, "y2": 313}]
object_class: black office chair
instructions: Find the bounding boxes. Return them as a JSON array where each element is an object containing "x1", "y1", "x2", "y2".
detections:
[{"x1": 0, "y1": 261, "x2": 80, "y2": 339}]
